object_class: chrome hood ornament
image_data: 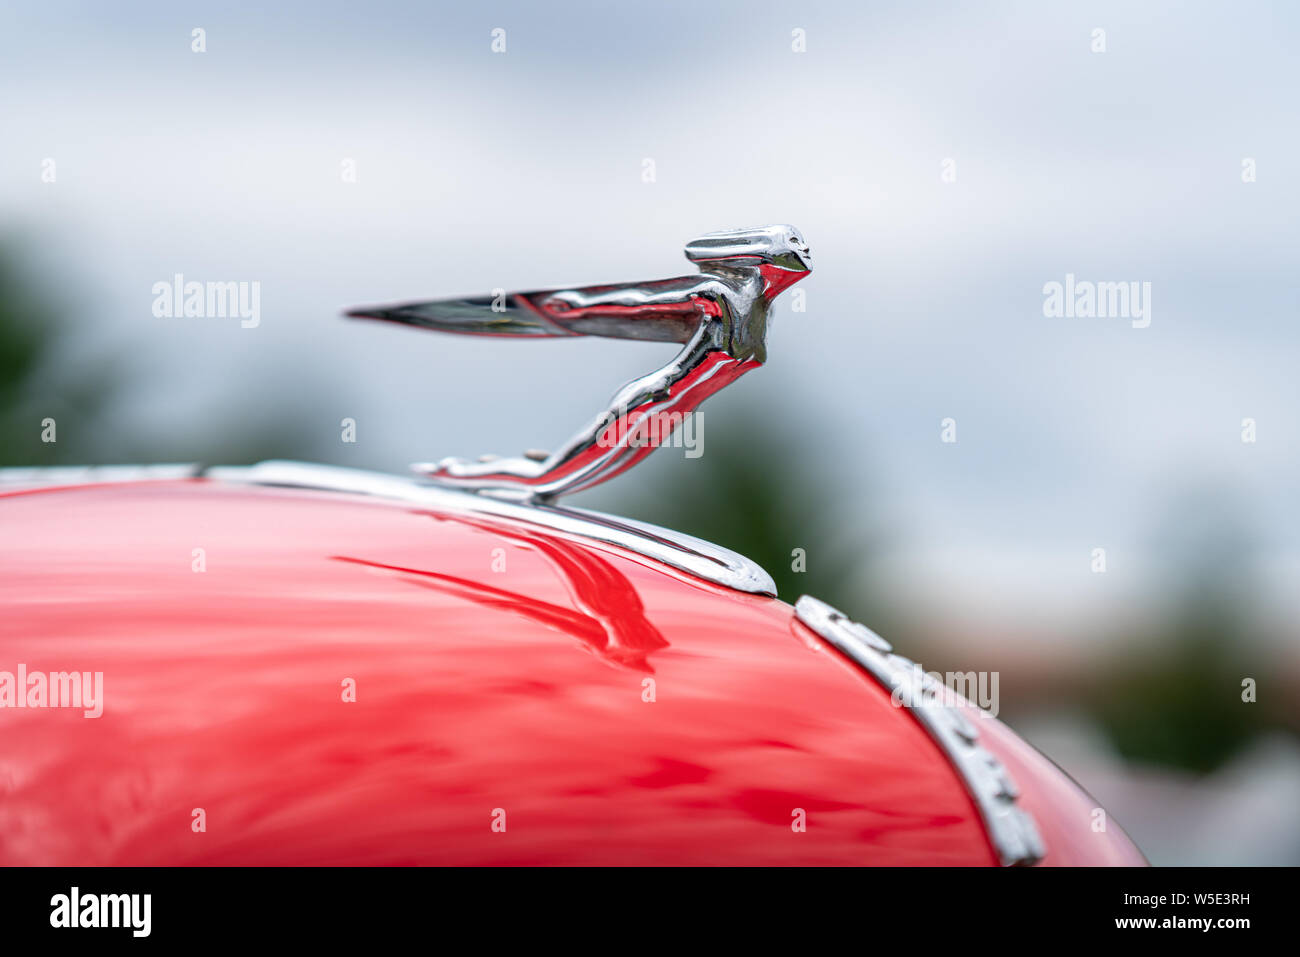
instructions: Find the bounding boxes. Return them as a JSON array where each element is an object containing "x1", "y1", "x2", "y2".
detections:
[{"x1": 346, "y1": 224, "x2": 811, "y2": 502}]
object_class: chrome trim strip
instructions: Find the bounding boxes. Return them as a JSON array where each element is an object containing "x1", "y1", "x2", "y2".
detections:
[
  {"x1": 794, "y1": 595, "x2": 1046, "y2": 866},
  {"x1": 0, "y1": 464, "x2": 201, "y2": 486},
  {"x1": 204, "y1": 461, "x2": 777, "y2": 596}
]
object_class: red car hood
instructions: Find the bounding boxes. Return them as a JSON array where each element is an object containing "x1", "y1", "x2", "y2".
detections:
[{"x1": 0, "y1": 476, "x2": 1141, "y2": 865}]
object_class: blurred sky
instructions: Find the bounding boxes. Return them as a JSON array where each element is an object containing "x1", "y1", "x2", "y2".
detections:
[{"x1": 1, "y1": 0, "x2": 1297, "y2": 635}]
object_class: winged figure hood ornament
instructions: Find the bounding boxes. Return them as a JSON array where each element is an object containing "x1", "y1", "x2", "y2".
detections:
[{"x1": 346, "y1": 224, "x2": 811, "y2": 502}]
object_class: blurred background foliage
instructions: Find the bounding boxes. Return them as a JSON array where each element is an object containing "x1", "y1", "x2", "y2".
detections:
[
  {"x1": 1082, "y1": 490, "x2": 1293, "y2": 774},
  {"x1": 0, "y1": 239, "x2": 118, "y2": 467},
  {"x1": 0, "y1": 241, "x2": 319, "y2": 469}
]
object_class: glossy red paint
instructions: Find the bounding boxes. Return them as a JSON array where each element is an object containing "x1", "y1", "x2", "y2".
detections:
[
  {"x1": 0, "y1": 478, "x2": 1137, "y2": 865},
  {"x1": 974, "y1": 714, "x2": 1145, "y2": 866}
]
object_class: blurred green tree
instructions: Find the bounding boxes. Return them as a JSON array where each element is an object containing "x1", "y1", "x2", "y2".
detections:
[
  {"x1": 0, "y1": 241, "x2": 120, "y2": 466},
  {"x1": 1085, "y1": 487, "x2": 1294, "y2": 773},
  {"x1": 0, "y1": 240, "x2": 320, "y2": 468}
]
